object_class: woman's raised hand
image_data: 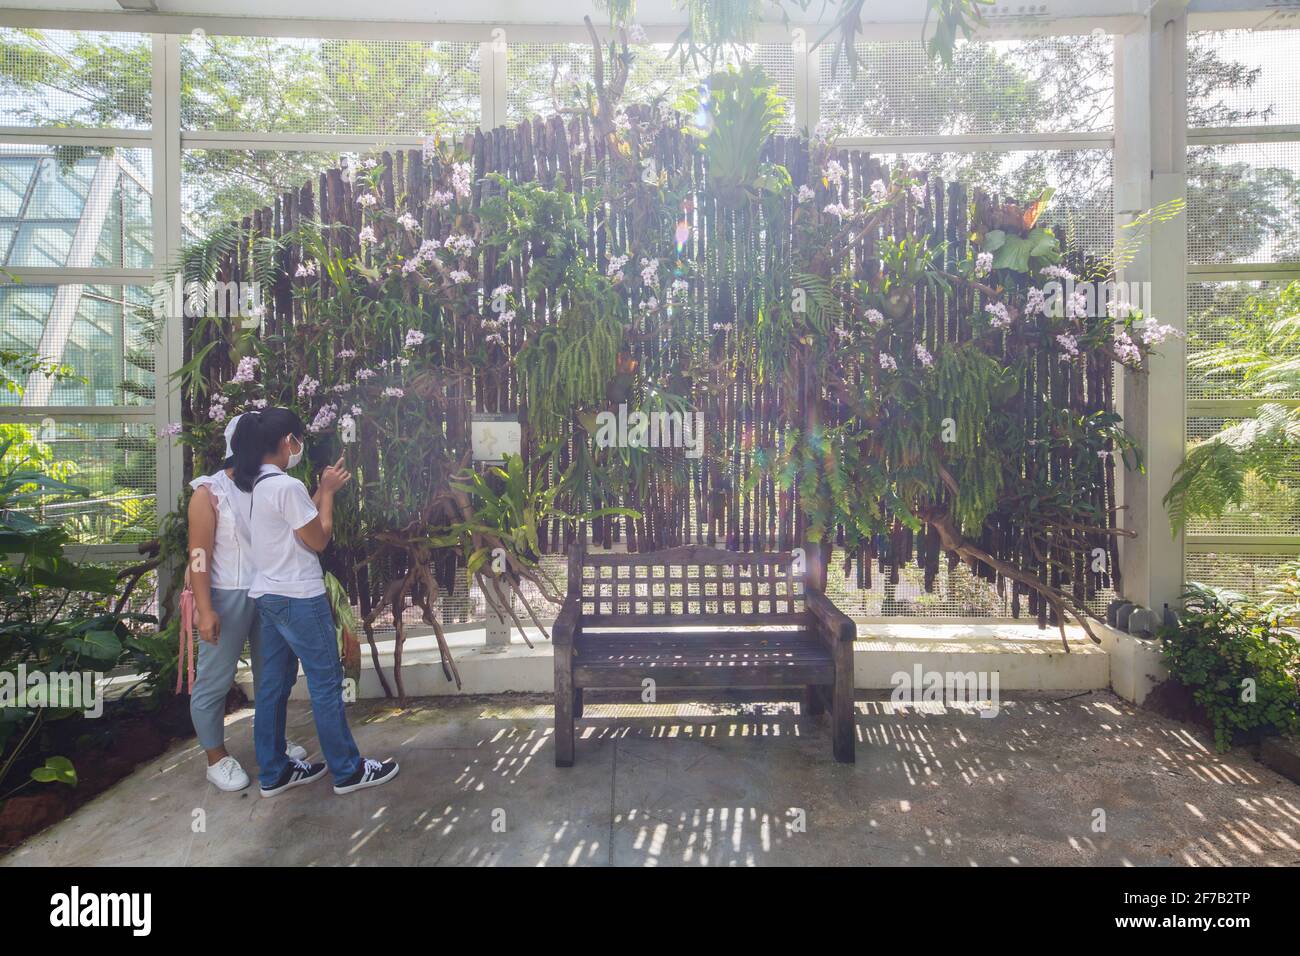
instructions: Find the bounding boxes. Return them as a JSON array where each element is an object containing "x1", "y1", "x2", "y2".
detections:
[{"x1": 320, "y1": 456, "x2": 352, "y2": 495}]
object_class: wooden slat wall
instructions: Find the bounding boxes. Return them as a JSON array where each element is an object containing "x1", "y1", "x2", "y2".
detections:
[{"x1": 191, "y1": 112, "x2": 1118, "y2": 624}]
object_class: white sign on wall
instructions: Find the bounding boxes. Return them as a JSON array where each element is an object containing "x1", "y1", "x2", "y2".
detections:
[{"x1": 471, "y1": 414, "x2": 521, "y2": 463}]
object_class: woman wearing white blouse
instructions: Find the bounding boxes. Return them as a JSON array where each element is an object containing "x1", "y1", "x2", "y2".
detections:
[{"x1": 186, "y1": 414, "x2": 306, "y2": 792}]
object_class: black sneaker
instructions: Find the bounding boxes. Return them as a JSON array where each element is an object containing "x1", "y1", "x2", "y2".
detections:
[
  {"x1": 333, "y1": 758, "x2": 399, "y2": 795},
  {"x1": 260, "y1": 759, "x2": 327, "y2": 798}
]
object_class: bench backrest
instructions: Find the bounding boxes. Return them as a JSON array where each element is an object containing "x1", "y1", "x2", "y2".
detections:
[{"x1": 571, "y1": 545, "x2": 807, "y2": 626}]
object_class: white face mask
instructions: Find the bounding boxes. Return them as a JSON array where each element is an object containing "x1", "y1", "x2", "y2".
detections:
[{"x1": 286, "y1": 436, "x2": 304, "y2": 470}]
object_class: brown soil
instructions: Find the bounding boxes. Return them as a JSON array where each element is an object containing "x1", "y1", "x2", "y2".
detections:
[{"x1": 0, "y1": 693, "x2": 197, "y2": 851}]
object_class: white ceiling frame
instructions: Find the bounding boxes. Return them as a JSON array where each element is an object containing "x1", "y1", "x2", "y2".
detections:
[{"x1": 0, "y1": 4, "x2": 1159, "y2": 43}]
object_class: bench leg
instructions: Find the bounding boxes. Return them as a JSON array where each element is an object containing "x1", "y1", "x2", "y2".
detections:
[
  {"x1": 831, "y1": 643, "x2": 855, "y2": 763},
  {"x1": 802, "y1": 684, "x2": 826, "y2": 718},
  {"x1": 554, "y1": 646, "x2": 575, "y2": 768},
  {"x1": 573, "y1": 686, "x2": 584, "y2": 720}
]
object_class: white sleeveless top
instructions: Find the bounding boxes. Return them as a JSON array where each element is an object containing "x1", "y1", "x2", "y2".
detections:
[{"x1": 189, "y1": 470, "x2": 254, "y2": 590}]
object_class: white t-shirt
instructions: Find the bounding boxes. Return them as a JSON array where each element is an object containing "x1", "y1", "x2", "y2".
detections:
[
  {"x1": 246, "y1": 464, "x2": 325, "y2": 600},
  {"x1": 189, "y1": 470, "x2": 254, "y2": 590}
]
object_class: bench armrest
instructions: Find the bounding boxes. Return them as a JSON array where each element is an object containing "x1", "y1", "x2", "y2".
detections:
[
  {"x1": 552, "y1": 594, "x2": 582, "y2": 647},
  {"x1": 807, "y1": 589, "x2": 855, "y2": 643}
]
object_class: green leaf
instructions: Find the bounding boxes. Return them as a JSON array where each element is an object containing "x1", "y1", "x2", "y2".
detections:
[{"x1": 31, "y1": 756, "x2": 77, "y2": 787}]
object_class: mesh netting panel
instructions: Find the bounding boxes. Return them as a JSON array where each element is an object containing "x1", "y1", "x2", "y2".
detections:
[
  {"x1": 506, "y1": 41, "x2": 797, "y2": 131},
  {"x1": 818, "y1": 34, "x2": 1113, "y2": 137},
  {"x1": 1185, "y1": 550, "x2": 1296, "y2": 602},
  {"x1": 180, "y1": 35, "x2": 479, "y2": 135},
  {"x1": 1186, "y1": 280, "x2": 1300, "y2": 402},
  {"x1": 885, "y1": 149, "x2": 1113, "y2": 258},
  {"x1": 1189, "y1": 28, "x2": 1300, "y2": 128},
  {"x1": 0, "y1": 145, "x2": 152, "y2": 269},
  {"x1": 362, "y1": 548, "x2": 1111, "y2": 631},
  {"x1": 1185, "y1": 415, "x2": 1300, "y2": 537},
  {"x1": 182, "y1": 149, "x2": 341, "y2": 240},
  {"x1": 0, "y1": 28, "x2": 151, "y2": 128},
  {"x1": 1187, "y1": 142, "x2": 1300, "y2": 264},
  {"x1": 10, "y1": 419, "x2": 156, "y2": 545},
  {"x1": 0, "y1": 284, "x2": 153, "y2": 407}
]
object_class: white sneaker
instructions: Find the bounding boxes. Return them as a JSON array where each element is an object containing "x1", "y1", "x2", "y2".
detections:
[
  {"x1": 206, "y1": 755, "x2": 250, "y2": 792},
  {"x1": 286, "y1": 740, "x2": 308, "y2": 762}
]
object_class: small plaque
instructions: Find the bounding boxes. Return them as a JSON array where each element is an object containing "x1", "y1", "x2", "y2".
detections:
[{"x1": 471, "y1": 414, "x2": 521, "y2": 463}]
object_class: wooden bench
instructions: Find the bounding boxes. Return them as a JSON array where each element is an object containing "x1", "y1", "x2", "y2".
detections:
[{"x1": 552, "y1": 542, "x2": 857, "y2": 766}]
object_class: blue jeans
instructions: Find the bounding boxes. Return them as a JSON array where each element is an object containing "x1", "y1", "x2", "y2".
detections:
[{"x1": 253, "y1": 592, "x2": 361, "y2": 787}]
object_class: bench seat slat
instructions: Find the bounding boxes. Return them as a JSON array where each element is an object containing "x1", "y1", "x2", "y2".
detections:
[
  {"x1": 574, "y1": 632, "x2": 833, "y2": 687},
  {"x1": 580, "y1": 612, "x2": 808, "y2": 627}
]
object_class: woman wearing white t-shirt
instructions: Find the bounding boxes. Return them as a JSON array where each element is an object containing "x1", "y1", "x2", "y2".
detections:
[
  {"x1": 229, "y1": 408, "x2": 398, "y2": 797},
  {"x1": 186, "y1": 414, "x2": 307, "y2": 792}
]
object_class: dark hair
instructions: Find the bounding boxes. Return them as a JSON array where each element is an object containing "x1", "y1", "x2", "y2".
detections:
[{"x1": 231, "y1": 408, "x2": 305, "y2": 492}]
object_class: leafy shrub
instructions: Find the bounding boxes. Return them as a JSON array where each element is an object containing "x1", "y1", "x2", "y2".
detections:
[{"x1": 1158, "y1": 580, "x2": 1300, "y2": 751}]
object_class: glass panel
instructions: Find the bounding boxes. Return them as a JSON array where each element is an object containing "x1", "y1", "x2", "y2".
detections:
[
  {"x1": 0, "y1": 157, "x2": 36, "y2": 216},
  {"x1": 180, "y1": 34, "x2": 480, "y2": 135},
  {"x1": 819, "y1": 34, "x2": 1113, "y2": 137},
  {"x1": 0, "y1": 284, "x2": 153, "y2": 407},
  {"x1": 0, "y1": 145, "x2": 153, "y2": 269},
  {"x1": 0, "y1": 28, "x2": 151, "y2": 128}
]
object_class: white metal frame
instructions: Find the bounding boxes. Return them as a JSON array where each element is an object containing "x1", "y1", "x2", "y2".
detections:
[{"x1": 0, "y1": 1, "x2": 1291, "y2": 618}]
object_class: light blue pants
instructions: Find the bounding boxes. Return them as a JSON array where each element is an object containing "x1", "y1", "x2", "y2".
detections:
[
  {"x1": 189, "y1": 587, "x2": 261, "y2": 751},
  {"x1": 253, "y1": 592, "x2": 362, "y2": 787}
]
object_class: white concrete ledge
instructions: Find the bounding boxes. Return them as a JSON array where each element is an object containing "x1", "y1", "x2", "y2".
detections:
[{"x1": 1096, "y1": 622, "x2": 1168, "y2": 705}]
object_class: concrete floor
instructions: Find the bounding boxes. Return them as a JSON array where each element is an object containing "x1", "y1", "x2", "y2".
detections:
[{"x1": 4, "y1": 690, "x2": 1299, "y2": 867}]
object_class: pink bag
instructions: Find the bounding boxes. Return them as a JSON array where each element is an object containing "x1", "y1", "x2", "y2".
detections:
[{"x1": 177, "y1": 586, "x2": 197, "y2": 694}]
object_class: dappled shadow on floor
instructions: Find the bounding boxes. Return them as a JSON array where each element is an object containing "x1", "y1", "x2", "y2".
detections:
[{"x1": 4, "y1": 692, "x2": 1299, "y2": 867}]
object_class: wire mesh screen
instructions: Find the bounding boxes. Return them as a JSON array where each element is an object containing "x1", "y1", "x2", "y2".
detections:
[
  {"x1": 1185, "y1": 550, "x2": 1295, "y2": 602},
  {"x1": 0, "y1": 145, "x2": 153, "y2": 269},
  {"x1": 180, "y1": 34, "x2": 480, "y2": 135},
  {"x1": 1186, "y1": 415, "x2": 1300, "y2": 538},
  {"x1": 0, "y1": 284, "x2": 153, "y2": 407},
  {"x1": 1187, "y1": 142, "x2": 1300, "y2": 264},
  {"x1": 818, "y1": 34, "x2": 1113, "y2": 137},
  {"x1": 1189, "y1": 28, "x2": 1300, "y2": 127},
  {"x1": 9, "y1": 419, "x2": 156, "y2": 545},
  {"x1": 1186, "y1": 280, "x2": 1300, "y2": 402},
  {"x1": 182, "y1": 149, "x2": 341, "y2": 240},
  {"x1": 0, "y1": 28, "x2": 151, "y2": 129},
  {"x1": 362, "y1": 547, "x2": 1110, "y2": 632},
  {"x1": 506, "y1": 41, "x2": 797, "y2": 131},
  {"x1": 887, "y1": 149, "x2": 1113, "y2": 258}
]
